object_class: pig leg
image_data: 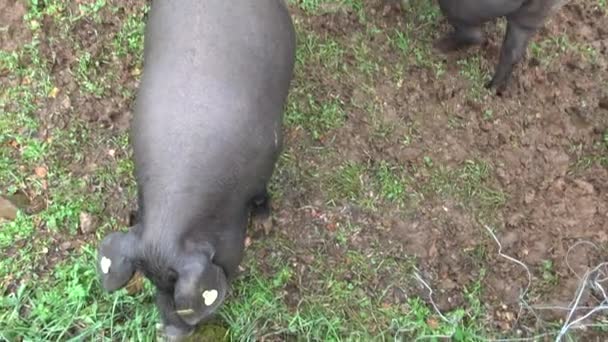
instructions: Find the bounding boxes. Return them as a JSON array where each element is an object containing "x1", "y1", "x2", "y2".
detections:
[
  {"x1": 485, "y1": 20, "x2": 536, "y2": 92},
  {"x1": 250, "y1": 188, "x2": 273, "y2": 235},
  {"x1": 251, "y1": 189, "x2": 271, "y2": 219},
  {"x1": 435, "y1": 21, "x2": 483, "y2": 52},
  {"x1": 156, "y1": 292, "x2": 194, "y2": 341},
  {"x1": 128, "y1": 210, "x2": 139, "y2": 226}
]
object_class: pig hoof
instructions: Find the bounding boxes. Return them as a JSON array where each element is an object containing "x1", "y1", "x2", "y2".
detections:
[
  {"x1": 484, "y1": 78, "x2": 508, "y2": 95},
  {"x1": 434, "y1": 36, "x2": 460, "y2": 53},
  {"x1": 261, "y1": 217, "x2": 273, "y2": 235},
  {"x1": 157, "y1": 324, "x2": 194, "y2": 342},
  {"x1": 128, "y1": 210, "x2": 139, "y2": 226},
  {"x1": 251, "y1": 192, "x2": 271, "y2": 219},
  {"x1": 434, "y1": 35, "x2": 480, "y2": 53}
]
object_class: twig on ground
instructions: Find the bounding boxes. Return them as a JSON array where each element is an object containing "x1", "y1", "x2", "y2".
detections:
[{"x1": 410, "y1": 224, "x2": 607, "y2": 342}]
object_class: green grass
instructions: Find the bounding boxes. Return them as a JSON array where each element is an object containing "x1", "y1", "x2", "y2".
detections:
[
  {"x1": 286, "y1": 93, "x2": 346, "y2": 140},
  {"x1": 423, "y1": 159, "x2": 507, "y2": 216},
  {"x1": 290, "y1": 0, "x2": 365, "y2": 16},
  {"x1": 457, "y1": 55, "x2": 491, "y2": 100},
  {"x1": 530, "y1": 33, "x2": 601, "y2": 67}
]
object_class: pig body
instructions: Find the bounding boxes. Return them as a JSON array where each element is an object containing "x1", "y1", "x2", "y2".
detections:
[
  {"x1": 97, "y1": 0, "x2": 295, "y2": 339},
  {"x1": 436, "y1": 0, "x2": 563, "y2": 92}
]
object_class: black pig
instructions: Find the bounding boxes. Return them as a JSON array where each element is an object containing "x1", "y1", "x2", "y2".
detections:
[
  {"x1": 96, "y1": 0, "x2": 295, "y2": 340},
  {"x1": 436, "y1": 0, "x2": 563, "y2": 93}
]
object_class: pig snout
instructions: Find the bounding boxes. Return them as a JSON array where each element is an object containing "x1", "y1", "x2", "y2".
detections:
[
  {"x1": 97, "y1": 228, "x2": 229, "y2": 336},
  {"x1": 171, "y1": 253, "x2": 229, "y2": 327},
  {"x1": 435, "y1": 0, "x2": 561, "y2": 93}
]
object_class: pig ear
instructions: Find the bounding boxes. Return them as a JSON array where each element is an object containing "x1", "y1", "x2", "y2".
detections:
[
  {"x1": 97, "y1": 229, "x2": 139, "y2": 292},
  {"x1": 173, "y1": 247, "x2": 228, "y2": 326}
]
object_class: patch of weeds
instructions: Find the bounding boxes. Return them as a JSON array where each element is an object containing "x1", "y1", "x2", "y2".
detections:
[
  {"x1": 571, "y1": 154, "x2": 608, "y2": 172},
  {"x1": 408, "y1": 0, "x2": 441, "y2": 26},
  {"x1": 290, "y1": 0, "x2": 365, "y2": 16},
  {"x1": 373, "y1": 120, "x2": 397, "y2": 142},
  {"x1": 220, "y1": 264, "x2": 291, "y2": 339},
  {"x1": 75, "y1": 51, "x2": 109, "y2": 96},
  {"x1": 295, "y1": 31, "x2": 347, "y2": 79},
  {"x1": 426, "y1": 159, "x2": 507, "y2": 211},
  {"x1": 374, "y1": 161, "x2": 409, "y2": 206},
  {"x1": 458, "y1": 55, "x2": 489, "y2": 100},
  {"x1": 391, "y1": 270, "x2": 489, "y2": 341},
  {"x1": 77, "y1": 0, "x2": 107, "y2": 19},
  {"x1": 41, "y1": 199, "x2": 86, "y2": 234},
  {"x1": 112, "y1": 6, "x2": 148, "y2": 60},
  {"x1": 391, "y1": 29, "x2": 411, "y2": 56},
  {"x1": 0, "y1": 213, "x2": 36, "y2": 250},
  {"x1": 47, "y1": 122, "x2": 93, "y2": 166},
  {"x1": 458, "y1": 160, "x2": 505, "y2": 205},
  {"x1": 0, "y1": 112, "x2": 45, "y2": 163},
  {"x1": 412, "y1": 43, "x2": 446, "y2": 77},
  {"x1": 326, "y1": 161, "x2": 366, "y2": 204},
  {"x1": 448, "y1": 115, "x2": 466, "y2": 129},
  {"x1": 296, "y1": 32, "x2": 346, "y2": 74},
  {"x1": 483, "y1": 109, "x2": 494, "y2": 121},
  {"x1": 283, "y1": 251, "x2": 413, "y2": 339},
  {"x1": 391, "y1": 297, "x2": 483, "y2": 341},
  {"x1": 530, "y1": 34, "x2": 600, "y2": 67},
  {"x1": 466, "y1": 244, "x2": 488, "y2": 268},
  {"x1": 286, "y1": 94, "x2": 346, "y2": 140},
  {"x1": 0, "y1": 51, "x2": 20, "y2": 72},
  {"x1": 0, "y1": 246, "x2": 159, "y2": 341},
  {"x1": 570, "y1": 134, "x2": 608, "y2": 172},
  {"x1": 19, "y1": 40, "x2": 54, "y2": 96},
  {"x1": 25, "y1": 0, "x2": 67, "y2": 26},
  {"x1": 269, "y1": 145, "x2": 326, "y2": 204},
  {"x1": 540, "y1": 260, "x2": 559, "y2": 286},
  {"x1": 353, "y1": 38, "x2": 379, "y2": 77},
  {"x1": 399, "y1": 124, "x2": 419, "y2": 147}
]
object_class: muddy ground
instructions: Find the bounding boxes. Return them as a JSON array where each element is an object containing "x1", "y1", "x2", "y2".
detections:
[{"x1": 1, "y1": 0, "x2": 608, "y2": 340}]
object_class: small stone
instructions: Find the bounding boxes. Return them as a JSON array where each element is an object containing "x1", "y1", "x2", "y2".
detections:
[
  {"x1": 60, "y1": 241, "x2": 73, "y2": 251},
  {"x1": 599, "y1": 96, "x2": 608, "y2": 110},
  {"x1": 0, "y1": 197, "x2": 18, "y2": 221},
  {"x1": 34, "y1": 166, "x2": 48, "y2": 178},
  {"x1": 524, "y1": 191, "x2": 535, "y2": 204},
  {"x1": 61, "y1": 96, "x2": 71, "y2": 109},
  {"x1": 426, "y1": 317, "x2": 439, "y2": 329},
  {"x1": 79, "y1": 212, "x2": 95, "y2": 234},
  {"x1": 49, "y1": 87, "x2": 60, "y2": 98}
]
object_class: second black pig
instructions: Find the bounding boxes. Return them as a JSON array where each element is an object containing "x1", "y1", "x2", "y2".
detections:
[{"x1": 436, "y1": 0, "x2": 563, "y2": 93}]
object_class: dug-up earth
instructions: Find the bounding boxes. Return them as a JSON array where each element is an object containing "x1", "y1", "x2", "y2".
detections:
[{"x1": 1, "y1": 0, "x2": 607, "y2": 341}]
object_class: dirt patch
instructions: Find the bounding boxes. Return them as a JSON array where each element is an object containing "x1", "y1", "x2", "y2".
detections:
[
  {"x1": 0, "y1": 0, "x2": 30, "y2": 52},
  {"x1": 280, "y1": 0, "x2": 608, "y2": 336}
]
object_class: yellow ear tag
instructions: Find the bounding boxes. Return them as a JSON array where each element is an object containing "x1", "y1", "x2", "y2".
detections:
[
  {"x1": 202, "y1": 289, "x2": 218, "y2": 306},
  {"x1": 100, "y1": 256, "x2": 112, "y2": 274}
]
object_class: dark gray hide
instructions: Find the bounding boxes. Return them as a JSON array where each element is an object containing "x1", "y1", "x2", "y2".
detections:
[
  {"x1": 96, "y1": 0, "x2": 296, "y2": 339},
  {"x1": 436, "y1": 0, "x2": 563, "y2": 93}
]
